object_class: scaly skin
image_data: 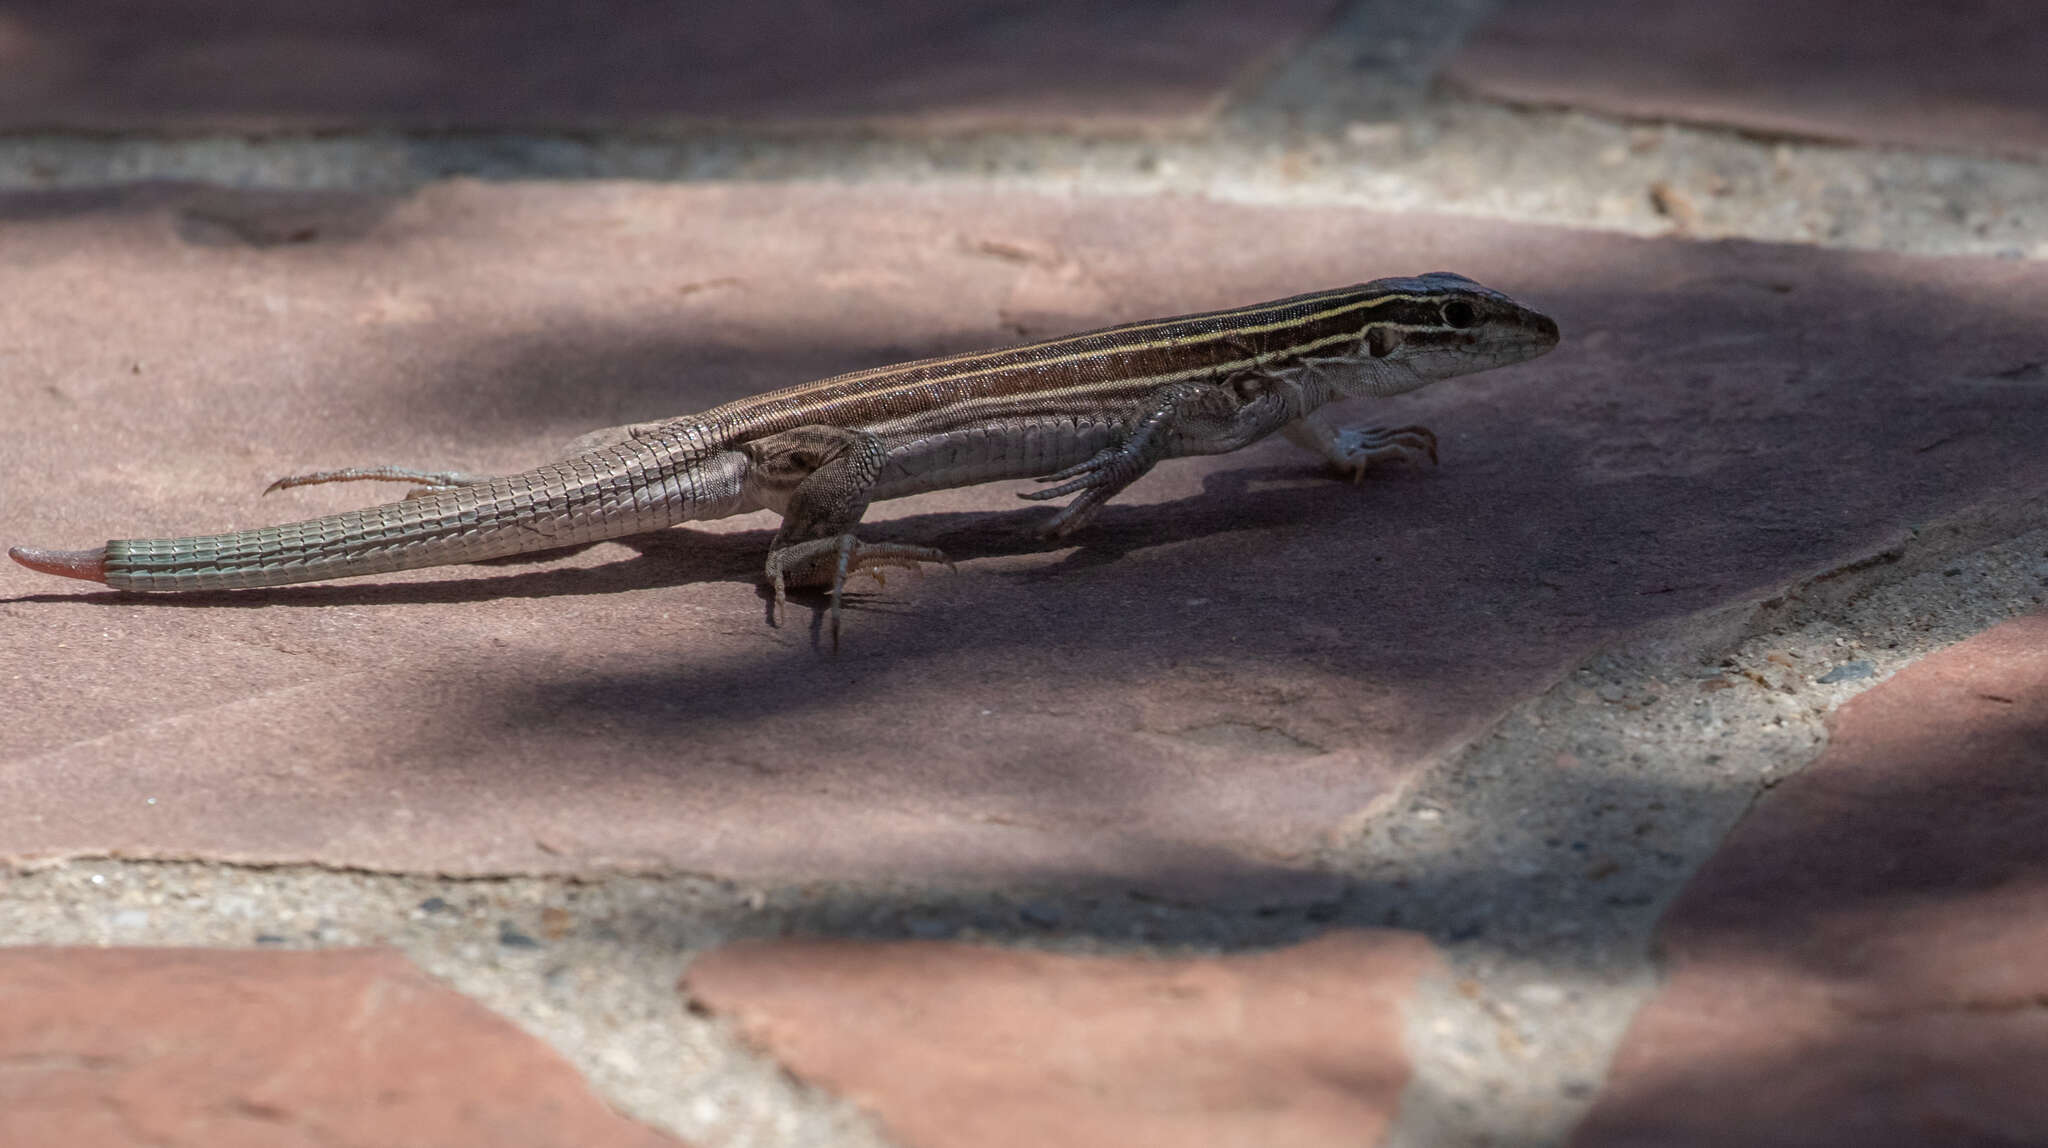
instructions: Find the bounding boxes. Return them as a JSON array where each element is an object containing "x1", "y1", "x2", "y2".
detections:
[{"x1": 12, "y1": 274, "x2": 1559, "y2": 639}]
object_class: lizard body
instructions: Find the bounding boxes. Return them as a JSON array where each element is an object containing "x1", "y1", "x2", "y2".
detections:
[{"x1": 12, "y1": 273, "x2": 1559, "y2": 637}]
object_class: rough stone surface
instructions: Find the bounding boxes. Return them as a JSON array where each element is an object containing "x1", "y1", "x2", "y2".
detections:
[
  {"x1": 0, "y1": 0, "x2": 1338, "y2": 133},
  {"x1": 3, "y1": 183, "x2": 2047, "y2": 900},
  {"x1": 684, "y1": 929, "x2": 1439, "y2": 1148},
  {"x1": 1448, "y1": 0, "x2": 2048, "y2": 160},
  {"x1": 1573, "y1": 611, "x2": 2048, "y2": 1147},
  {"x1": 0, "y1": 945, "x2": 680, "y2": 1147}
]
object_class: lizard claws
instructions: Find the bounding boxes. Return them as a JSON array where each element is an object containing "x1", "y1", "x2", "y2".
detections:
[
  {"x1": 762, "y1": 535, "x2": 952, "y2": 648},
  {"x1": 1326, "y1": 424, "x2": 1437, "y2": 481},
  {"x1": 1019, "y1": 444, "x2": 1158, "y2": 537}
]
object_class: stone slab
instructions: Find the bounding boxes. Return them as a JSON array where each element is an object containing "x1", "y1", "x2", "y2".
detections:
[
  {"x1": 2, "y1": 184, "x2": 2047, "y2": 899},
  {"x1": 1574, "y1": 611, "x2": 2048, "y2": 1147},
  {"x1": 0, "y1": 0, "x2": 1339, "y2": 133},
  {"x1": 1448, "y1": 0, "x2": 2048, "y2": 160},
  {"x1": 684, "y1": 928, "x2": 1437, "y2": 1148},
  {"x1": 0, "y1": 945, "x2": 679, "y2": 1147}
]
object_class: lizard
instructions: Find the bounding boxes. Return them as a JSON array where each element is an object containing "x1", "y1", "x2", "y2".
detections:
[{"x1": 10, "y1": 272, "x2": 1559, "y2": 641}]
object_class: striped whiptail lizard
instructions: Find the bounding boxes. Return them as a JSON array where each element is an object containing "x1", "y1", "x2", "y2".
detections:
[{"x1": 12, "y1": 273, "x2": 1559, "y2": 641}]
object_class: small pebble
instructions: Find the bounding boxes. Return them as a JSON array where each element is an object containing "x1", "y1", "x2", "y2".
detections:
[
  {"x1": 1018, "y1": 902, "x2": 1064, "y2": 928},
  {"x1": 418, "y1": 896, "x2": 451, "y2": 914},
  {"x1": 905, "y1": 916, "x2": 954, "y2": 940},
  {"x1": 498, "y1": 921, "x2": 542, "y2": 949}
]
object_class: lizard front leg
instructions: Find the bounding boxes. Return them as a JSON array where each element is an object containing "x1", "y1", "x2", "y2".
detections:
[
  {"x1": 744, "y1": 425, "x2": 951, "y2": 646},
  {"x1": 1019, "y1": 372, "x2": 1311, "y2": 536},
  {"x1": 1281, "y1": 410, "x2": 1437, "y2": 484}
]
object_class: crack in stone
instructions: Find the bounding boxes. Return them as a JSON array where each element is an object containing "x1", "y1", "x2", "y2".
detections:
[
  {"x1": 1980, "y1": 360, "x2": 2048, "y2": 385},
  {"x1": 0, "y1": 1052, "x2": 127, "y2": 1072},
  {"x1": 1853, "y1": 992, "x2": 2048, "y2": 1021},
  {"x1": 1169, "y1": 719, "x2": 1327, "y2": 756}
]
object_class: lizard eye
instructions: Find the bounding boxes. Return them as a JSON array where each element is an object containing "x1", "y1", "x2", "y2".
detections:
[{"x1": 1440, "y1": 300, "x2": 1479, "y2": 329}]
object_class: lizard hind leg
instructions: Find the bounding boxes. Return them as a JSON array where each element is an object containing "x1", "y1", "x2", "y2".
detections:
[
  {"x1": 262, "y1": 421, "x2": 675, "y2": 500},
  {"x1": 746, "y1": 425, "x2": 952, "y2": 648}
]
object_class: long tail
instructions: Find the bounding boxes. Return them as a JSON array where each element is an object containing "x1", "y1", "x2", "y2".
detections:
[
  {"x1": 10, "y1": 546, "x2": 107, "y2": 583},
  {"x1": 10, "y1": 446, "x2": 748, "y2": 592}
]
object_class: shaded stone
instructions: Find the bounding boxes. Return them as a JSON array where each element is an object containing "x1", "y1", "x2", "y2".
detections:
[
  {"x1": 1449, "y1": 0, "x2": 2048, "y2": 160},
  {"x1": 683, "y1": 929, "x2": 1439, "y2": 1148},
  {"x1": 0, "y1": 0, "x2": 1338, "y2": 133},
  {"x1": 0, "y1": 946, "x2": 679, "y2": 1147},
  {"x1": 2, "y1": 183, "x2": 2047, "y2": 898},
  {"x1": 1574, "y1": 612, "x2": 2048, "y2": 1147}
]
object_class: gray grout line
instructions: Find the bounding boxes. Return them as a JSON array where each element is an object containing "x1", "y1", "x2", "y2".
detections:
[
  {"x1": 0, "y1": 863, "x2": 900, "y2": 1147},
  {"x1": 1222, "y1": 0, "x2": 1502, "y2": 134},
  {"x1": 0, "y1": 95, "x2": 2041, "y2": 260},
  {"x1": 1380, "y1": 514, "x2": 2048, "y2": 1146}
]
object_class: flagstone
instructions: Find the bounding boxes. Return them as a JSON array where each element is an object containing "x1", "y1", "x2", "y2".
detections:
[
  {"x1": 0, "y1": 0, "x2": 1340, "y2": 133},
  {"x1": 0, "y1": 946, "x2": 680, "y2": 1148},
  {"x1": 3, "y1": 182, "x2": 2046, "y2": 899},
  {"x1": 684, "y1": 929, "x2": 1439, "y2": 1148}
]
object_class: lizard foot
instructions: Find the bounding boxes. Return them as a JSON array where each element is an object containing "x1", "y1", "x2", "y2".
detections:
[
  {"x1": 764, "y1": 535, "x2": 953, "y2": 648},
  {"x1": 1323, "y1": 424, "x2": 1436, "y2": 482},
  {"x1": 265, "y1": 466, "x2": 494, "y2": 499}
]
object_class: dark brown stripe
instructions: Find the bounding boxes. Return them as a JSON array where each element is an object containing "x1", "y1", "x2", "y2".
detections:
[{"x1": 700, "y1": 286, "x2": 1450, "y2": 443}]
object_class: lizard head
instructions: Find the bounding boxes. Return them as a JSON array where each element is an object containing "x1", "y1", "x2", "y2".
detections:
[{"x1": 1343, "y1": 272, "x2": 1560, "y2": 397}]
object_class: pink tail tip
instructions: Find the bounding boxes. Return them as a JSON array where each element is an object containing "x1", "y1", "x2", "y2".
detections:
[{"x1": 10, "y1": 545, "x2": 109, "y2": 583}]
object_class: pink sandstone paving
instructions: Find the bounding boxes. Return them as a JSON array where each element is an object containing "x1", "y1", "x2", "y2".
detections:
[
  {"x1": 0, "y1": 946, "x2": 680, "y2": 1147},
  {"x1": 683, "y1": 928, "x2": 1440, "y2": 1148},
  {"x1": 1574, "y1": 611, "x2": 2048, "y2": 1147},
  {"x1": 1, "y1": 183, "x2": 2046, "y2": 898},
  {"x1": 1447, "y1": 0, "x2": 2048, "y2": 161},
  {"x1": 0, "y1": 0, "x2": 1339, "y2": 133}
]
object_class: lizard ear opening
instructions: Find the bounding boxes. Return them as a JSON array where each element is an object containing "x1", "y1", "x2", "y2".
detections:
[{"x1": 1367, "y1": 326, "x2": 1404, "y2": 358}]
